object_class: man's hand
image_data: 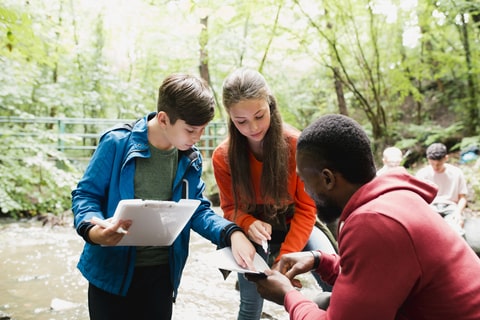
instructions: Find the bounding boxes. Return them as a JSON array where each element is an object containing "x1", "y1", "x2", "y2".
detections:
[
  {"x1": 89, "y1": 218, "x2": 132, "y2": 246},
  {"x1": 274, "y1": 251, "x2": 319, "y2": 287},
  {"x1": 230, "y1": 231, "x2": 256, "y2": 271},
  {"x1": 246, "y1": 269, "x2": 296, "y2": 306}
]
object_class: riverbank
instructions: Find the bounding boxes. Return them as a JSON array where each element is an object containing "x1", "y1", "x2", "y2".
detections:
[
  {"x1": 0, "y1": 212, "x2": 320, "y2": 320},
  {"x1": 3, "y1": 209, "x2": 477, "y2": 319}
]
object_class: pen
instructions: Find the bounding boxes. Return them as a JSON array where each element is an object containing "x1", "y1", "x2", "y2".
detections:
[
  {"x1": 91, "y1": 217, "x2": 128, "y2": 234},
  {"x1": 262, "y1": 239, "x2": 268, "y2": 253}
]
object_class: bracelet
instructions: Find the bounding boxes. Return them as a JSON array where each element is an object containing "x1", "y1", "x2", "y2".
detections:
[{"x1": 310, "y1": 250, "x2": 321, "y2": 270}]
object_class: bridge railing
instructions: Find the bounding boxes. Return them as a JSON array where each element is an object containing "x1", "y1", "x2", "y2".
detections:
[{"x1": 0, "y1": 116, "x2": 227, "y2": 170}]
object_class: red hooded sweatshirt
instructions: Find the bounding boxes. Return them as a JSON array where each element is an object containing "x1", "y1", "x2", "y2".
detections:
[{"x1": 284, "y1": 168, "x2": 480, "y2": 319}]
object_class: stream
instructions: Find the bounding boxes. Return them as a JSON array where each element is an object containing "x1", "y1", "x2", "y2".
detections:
[{"x1": 0, "y1": 214, "x2": 320, "y2": 320}]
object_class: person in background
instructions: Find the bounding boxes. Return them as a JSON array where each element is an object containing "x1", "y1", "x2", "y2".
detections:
[
  {"x1": 72, "y1": 74, "x2": 256, "y2": 320},
  {"x1": 212, "y1": 68, "x2": 336, "y2": 320},
  {"x1": 246, "y1": 114, "x2": 480, "y2": 320},
  {"x1": 376, "y1": 146, "x2": 403, "y2": 176},
  {"x1": 415, "y1": 142, "x2": 468, "y2": 235}
]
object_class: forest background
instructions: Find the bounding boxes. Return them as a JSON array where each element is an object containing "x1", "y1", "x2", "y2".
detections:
[{"x1": 0, "y1": 0, "x2": 479, "y2": 218}]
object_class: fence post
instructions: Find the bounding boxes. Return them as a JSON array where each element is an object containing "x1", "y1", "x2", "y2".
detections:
[{"x1": 57, "y1": 118, "x2": 65, "y2": 152}]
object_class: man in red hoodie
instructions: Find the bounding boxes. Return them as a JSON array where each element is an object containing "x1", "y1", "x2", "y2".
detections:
[{"x1": 247, "y1": 114, "x2": 480, "y2": 319}]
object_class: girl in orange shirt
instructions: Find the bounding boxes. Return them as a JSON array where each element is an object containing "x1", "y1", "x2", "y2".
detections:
[{"x1": 212, "y1": 68, "x2": 336, "y2": 320}]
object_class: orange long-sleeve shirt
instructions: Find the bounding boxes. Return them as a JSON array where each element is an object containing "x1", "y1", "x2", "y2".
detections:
[{"x1": 211, "y1": 127, "x2": 316, "y2": 260}]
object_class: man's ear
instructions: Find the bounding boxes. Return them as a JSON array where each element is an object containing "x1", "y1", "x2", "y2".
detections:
[{"x1": 322, "y1": 168, "x2": 336, "y2": 190}]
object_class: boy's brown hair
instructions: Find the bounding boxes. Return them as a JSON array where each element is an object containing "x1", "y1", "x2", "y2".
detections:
[{"x1": 157, "y1": 74, "x2": 215, "y2": 126}]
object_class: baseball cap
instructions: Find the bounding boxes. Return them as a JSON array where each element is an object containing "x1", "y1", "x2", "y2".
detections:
[{"x1": 426, "y1": 143, "x2": 447, "y2": 160}]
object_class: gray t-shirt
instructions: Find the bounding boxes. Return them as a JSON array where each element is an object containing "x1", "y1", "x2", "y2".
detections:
[{"x1": 134, "y1": 144, "x2": 178, "y2": 266}]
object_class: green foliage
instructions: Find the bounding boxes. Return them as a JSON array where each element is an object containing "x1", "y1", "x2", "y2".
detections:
[
  {"x1": 0, "y1": 129, "x2": 81, "y2": 218},
  {"x1": 463, "y1": 162, "x2": 480, "y2": 212},
  {"x1": 0, "y1": 0, "x2": 479, "y2": 216},
  {"x1": 459, "y1": 136, "x2": 480, "y2": 151}
]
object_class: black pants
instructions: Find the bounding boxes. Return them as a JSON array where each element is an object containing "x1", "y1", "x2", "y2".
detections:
[{"x1": 88, "y1": 265, "x2": 173, "y2": 320}]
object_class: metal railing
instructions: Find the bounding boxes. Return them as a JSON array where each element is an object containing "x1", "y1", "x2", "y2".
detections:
[{"x1": 0, "y1": 116, "x2": 227, "y2": 169}]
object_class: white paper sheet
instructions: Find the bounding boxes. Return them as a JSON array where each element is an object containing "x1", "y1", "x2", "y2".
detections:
[{"x1": 202, "y1": 247, "x2": 270, "y2": 274}]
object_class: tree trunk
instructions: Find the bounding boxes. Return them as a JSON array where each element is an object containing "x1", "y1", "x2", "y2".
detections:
[
  {"x1": 459, "y1": 13, "x2": 479, "y2": 135},
  {"x1": 199, "y1": 16, "x2": 210, "y2": 85},
  {"x1": 259, "y1": 4, "x2": 281, "y2": 74},
  {"x1": 333, "y1": 67, "x2": 348, "y2": 116},
  {"x1": 199, "y1": 15, "x2": 224, "y2": 120}
]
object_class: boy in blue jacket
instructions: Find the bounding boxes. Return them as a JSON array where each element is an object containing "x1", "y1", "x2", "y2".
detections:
[{"x1": 72, "y1": 74, "x2": 256, "y2": 320}]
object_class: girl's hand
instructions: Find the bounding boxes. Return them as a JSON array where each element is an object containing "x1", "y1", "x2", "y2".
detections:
[{"x1": 247, "y1": 220, "x2": 272, "y2": 246}]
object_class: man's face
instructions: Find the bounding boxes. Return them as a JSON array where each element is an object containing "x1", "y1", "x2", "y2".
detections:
[
  {"x1": 427, "y1": 157, "x2": 447, "y2": 173},
  {"x1": 296, "y1": 151, "x2": 342, "y2": 223}
]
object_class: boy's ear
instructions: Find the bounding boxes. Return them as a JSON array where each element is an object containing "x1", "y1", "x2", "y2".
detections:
[{"x1": 156, "y1": 111, "x2": 169, "y2": 127}]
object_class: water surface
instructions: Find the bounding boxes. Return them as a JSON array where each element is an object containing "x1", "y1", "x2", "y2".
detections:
[{"x1": 0, "y1": 216, "x2": 319, "y2": 319}]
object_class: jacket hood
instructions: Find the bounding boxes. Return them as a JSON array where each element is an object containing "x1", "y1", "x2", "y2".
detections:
[{"x1": 341, "y1": 167, "x2": 438, "y2": 222}]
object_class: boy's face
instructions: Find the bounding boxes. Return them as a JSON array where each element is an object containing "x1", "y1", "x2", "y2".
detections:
[{"x1": 157, "y1": 113, "x2": 207, "y2": 151}]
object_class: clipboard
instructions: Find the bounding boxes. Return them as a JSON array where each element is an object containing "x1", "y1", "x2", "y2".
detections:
[{"x1": 112, "y1": 199, "x2": 200, "y2": 246}]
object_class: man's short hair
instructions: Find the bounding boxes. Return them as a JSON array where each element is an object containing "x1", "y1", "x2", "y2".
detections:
[
  {"x1": 426, "y1": 143, "x2": 447, "y2": 160},
  {"x1": 297, "y1": 114, "x2": 377, "y2": 184}
]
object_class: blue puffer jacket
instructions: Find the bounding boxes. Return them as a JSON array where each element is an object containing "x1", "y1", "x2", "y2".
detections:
[{"x1": 72, "y1": 112, "x2": 237, "y2": 299}]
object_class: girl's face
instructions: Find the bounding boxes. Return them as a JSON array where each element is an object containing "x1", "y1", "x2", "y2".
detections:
[{"x1": 228, "y1": 98, "x2": 271, "y2": 144}]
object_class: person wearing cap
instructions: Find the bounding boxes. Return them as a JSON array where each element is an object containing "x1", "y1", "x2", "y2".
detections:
[
  {"x1": 416, "y1": 142, "x2": 468, "y2": 235},
  {"x1": 376, "y1": 146, "x2": 403, "y2": 176}
]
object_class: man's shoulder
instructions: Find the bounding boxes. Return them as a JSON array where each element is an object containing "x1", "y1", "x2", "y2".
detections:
[
  {"x1": 445, "y1": 163, "x2": 463, "y2": 172},
  {"x1": 415, "y1": 165, "x2": 432, "y2": 177},
  {"x1": 444, "y1": 163, "x2": 467, "y2": 183}
]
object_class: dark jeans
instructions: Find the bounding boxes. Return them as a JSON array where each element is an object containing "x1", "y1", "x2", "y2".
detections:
[{"x1": 88, "y1": 264, "x2": 173, "y2": 320}]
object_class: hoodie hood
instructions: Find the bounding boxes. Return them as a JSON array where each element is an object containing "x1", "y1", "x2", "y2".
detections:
[{"x1": 341, "y1": 167, "x2": 438, "y2": 223}]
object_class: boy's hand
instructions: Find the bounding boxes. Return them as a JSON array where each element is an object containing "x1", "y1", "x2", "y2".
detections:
[
  {"x1": 89, "y1": 219, "x2": 132, "y2": 246},
  {"x1": 230, "y1": 231, "x2": 256, "y2": 271}
]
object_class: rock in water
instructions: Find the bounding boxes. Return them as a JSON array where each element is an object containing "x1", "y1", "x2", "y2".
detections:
[{"x1": 50, "y1": 298, "x2": 80, "y2": 311}]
